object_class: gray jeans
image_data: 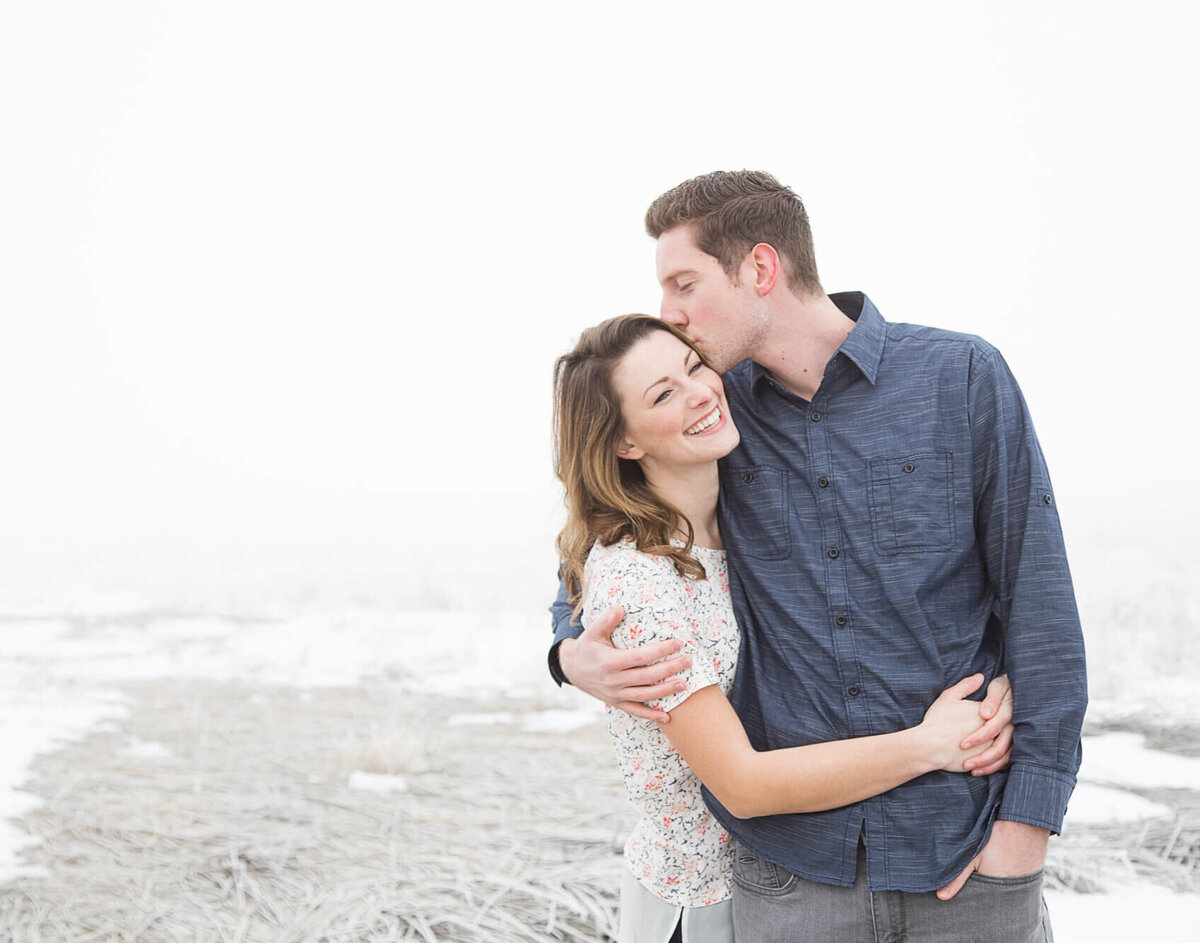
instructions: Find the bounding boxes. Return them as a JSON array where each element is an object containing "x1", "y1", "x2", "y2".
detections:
[{"x1": 731, "y1": 841, "x2": 1053, "y2": 943}]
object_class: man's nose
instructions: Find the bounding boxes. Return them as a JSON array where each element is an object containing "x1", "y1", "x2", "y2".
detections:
[{"x1": 660, "y1": 301, "x2": 687, "y2": 327}]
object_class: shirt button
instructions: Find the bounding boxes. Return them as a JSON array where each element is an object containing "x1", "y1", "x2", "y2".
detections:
[
  {"x1": 904, "y1": 463, "x2": 915, "y2": 474},
  {"x1": 828, "y1": 548, "x2": 840, "y2": 559},
  {"x1": 743, "y1": 473, "x2": 754, "y2": 483},
  {"x1": 1043, "y1": 494, "x2": 1053, "y2": 505},
  {"x1": 811, "y1": 411, "x2": 822, "y2": 422},
  {"x1": 848, "y1": 685, "x2": 860, "y2": 696},
  {"x1": 835, "y1": 615, "x2": 847, "y2": 626},
  {"x1": 817, "y1": 476, "x2": 829, "y2": 488}
]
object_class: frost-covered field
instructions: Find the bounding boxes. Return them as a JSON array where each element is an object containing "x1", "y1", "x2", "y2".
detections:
[{"x1": 1, "y1": 518, "x2": 1198, "y2": 939}]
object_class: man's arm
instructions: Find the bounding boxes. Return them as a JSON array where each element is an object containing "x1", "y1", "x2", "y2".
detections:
[
  {"x1": 547, "y1": 572, "x2": 691, "y2": 722},
  {"x1": 941, "y1": 345, "x2": 1087, "y2": 897},
  {"x1": 547, "y1": 578, "x2": 583, "y2": 686}
]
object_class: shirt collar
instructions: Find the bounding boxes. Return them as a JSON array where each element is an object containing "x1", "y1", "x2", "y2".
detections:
[{"x1": 749, "y1": 291, "x2": 886, "y2": 401}]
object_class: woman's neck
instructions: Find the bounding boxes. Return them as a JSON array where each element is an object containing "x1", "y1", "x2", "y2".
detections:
[{"x1": 641, "y1": 460, "x2": 722, "y2": 549}]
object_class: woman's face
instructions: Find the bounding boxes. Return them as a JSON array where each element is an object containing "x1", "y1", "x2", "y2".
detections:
[{"x1": 612, "y1": 329, "x2": 739, "y2": 472}]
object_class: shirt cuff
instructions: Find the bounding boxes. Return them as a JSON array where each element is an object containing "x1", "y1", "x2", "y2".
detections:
[
  {"x1": 996, "y1": 762, "x2": 1077, "y2": 835},
  {"x1": 548, "y1": 639, "x2": 568, "y2": 687}
]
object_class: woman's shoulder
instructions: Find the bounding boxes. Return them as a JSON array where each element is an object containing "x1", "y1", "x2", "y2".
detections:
[
  {"x1": 585, "y1": 537, "x2": 677, "y2": 579},
  {"x1": 582, "y1": 538, "x2": 683, "y2": 608}
]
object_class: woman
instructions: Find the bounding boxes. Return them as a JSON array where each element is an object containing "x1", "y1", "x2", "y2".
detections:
[{"x1": 553, "y1": 315, "x2": 1012, "y2": 943}]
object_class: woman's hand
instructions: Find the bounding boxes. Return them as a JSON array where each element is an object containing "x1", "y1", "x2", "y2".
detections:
[
  {"x1": 961, "y1": 673, "x2": 1014, "y2": 776},
  {"x1": 917, "y1": 674, "x2": 1013, "y2": 774}
]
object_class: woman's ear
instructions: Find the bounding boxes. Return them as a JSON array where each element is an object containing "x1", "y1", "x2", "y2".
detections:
[{"x1": 616, "y1": 440, "x2": 644, "y2": 461}]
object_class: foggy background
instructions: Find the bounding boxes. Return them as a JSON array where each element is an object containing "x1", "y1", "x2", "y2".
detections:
[{"x1": 2, "y1": 0, "x2": 1197, "y2": 634}]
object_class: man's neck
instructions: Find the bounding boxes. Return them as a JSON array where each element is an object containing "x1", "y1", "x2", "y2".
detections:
[{"x1": 752, "y1": 292, "x2": 856, "y2": 401}]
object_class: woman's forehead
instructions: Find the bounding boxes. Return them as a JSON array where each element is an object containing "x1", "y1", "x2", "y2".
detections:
[{"x1": 614, "y1": 330, "x2": 694, "y2": 396}]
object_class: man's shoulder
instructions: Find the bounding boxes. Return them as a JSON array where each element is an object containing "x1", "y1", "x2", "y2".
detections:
[
  {"x1": 885, "y1": 320, "x2": 998, "y2": 360},
  {"x1": 879, "y1": 321, "x2": 1006, "y2": 387}
]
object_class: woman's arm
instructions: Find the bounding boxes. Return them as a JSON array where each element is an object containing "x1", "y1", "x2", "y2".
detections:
[{"x1": 662, "y1": 675, "x2": 1007, "y2": 819}]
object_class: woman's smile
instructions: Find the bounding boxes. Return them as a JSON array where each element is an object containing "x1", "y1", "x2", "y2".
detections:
[{"x1": 684, "y1": 405, "x2": 725, "y2": 436}]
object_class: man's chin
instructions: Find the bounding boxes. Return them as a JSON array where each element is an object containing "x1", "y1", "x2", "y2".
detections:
[{"x1": 704, "y1": 352, "x2": 740, "y2": 375}]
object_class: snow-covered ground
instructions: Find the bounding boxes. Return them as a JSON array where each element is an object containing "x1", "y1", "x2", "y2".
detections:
[{"x1": 2, "y1": 523, "x2": 1198, "y2": 936}]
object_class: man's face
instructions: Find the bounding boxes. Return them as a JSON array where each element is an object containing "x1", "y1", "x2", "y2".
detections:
[{"x1": 655, "y1": 225, "x2": 768, "y2": 374}]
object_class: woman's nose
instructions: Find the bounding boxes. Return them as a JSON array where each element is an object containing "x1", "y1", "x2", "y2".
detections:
[{"x1": 686, "y1": 380, "x2": 714, "y2": 406}]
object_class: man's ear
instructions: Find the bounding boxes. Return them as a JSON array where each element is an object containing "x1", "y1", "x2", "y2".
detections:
[
  {"x1": 616, "y1": 440, "x2": 644, "y2": 461},
  {"x1": 748, "y1": 243, "x2": 782, "y2": 297}
]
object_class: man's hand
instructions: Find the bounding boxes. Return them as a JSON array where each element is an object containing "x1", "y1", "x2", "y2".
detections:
[
  {"x1": 557, "y1": 605, "x2": 691, "y2": 723},
  {"x1": 936, "y1": 820, "x2": 1050, "y2": 901},
  {"x1": 959, "y1": 674, "x2": 1014, "y2": 776}
]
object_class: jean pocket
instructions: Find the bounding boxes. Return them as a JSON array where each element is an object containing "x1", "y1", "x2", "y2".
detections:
[
  {"x1": 968, "y1": 868, "x2": 1044, "y2": 888},
  {"x1": 868, "y1": 450, "x2": 956, "y2": 554},
  {"x1": 720, "y1": 465, "x2": 791, "y2": 560},
  {"x1": 731, "y1": 847, "x2": 798, "y2": 896}
]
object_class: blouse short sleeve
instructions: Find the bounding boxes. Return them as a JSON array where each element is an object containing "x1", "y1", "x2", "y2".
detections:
[{"x1": 582, "y1": 540, "x2": 725, "y2": 714}]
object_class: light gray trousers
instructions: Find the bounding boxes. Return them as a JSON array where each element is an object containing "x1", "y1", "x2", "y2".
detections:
[{"x1": 731, "y1": 841, "x2": 1053, "y2": 943}]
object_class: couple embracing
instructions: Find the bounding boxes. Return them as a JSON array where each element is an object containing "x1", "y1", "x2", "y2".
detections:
[{"x1": 549, "y1": 171, "x2": 1086, "y2": 943}]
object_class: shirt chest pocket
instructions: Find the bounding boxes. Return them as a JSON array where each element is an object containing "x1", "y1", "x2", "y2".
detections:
[
  {"x1": 720, "y1": 465, "x2": 791, "y2": 560},
  {"x1": 867, "y1": 451, "x2": 956, "y2": 554}
]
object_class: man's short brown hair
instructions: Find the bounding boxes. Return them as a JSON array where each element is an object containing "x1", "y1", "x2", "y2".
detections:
[{"x1": 645, "y1": 170, "x2": 821, "y2": 296}]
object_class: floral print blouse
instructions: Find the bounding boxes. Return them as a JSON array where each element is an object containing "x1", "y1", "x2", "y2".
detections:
[{"x1": 582, "y1": 537, "x2": 740, "y2": 907}]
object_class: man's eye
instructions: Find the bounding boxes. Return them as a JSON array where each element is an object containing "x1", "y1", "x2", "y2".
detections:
[{"x1": 678, "y1": 282, "x2": 692, "y2": 293}]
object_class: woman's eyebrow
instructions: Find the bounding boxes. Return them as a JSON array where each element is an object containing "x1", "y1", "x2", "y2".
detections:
[
  {"x1": 642, "y1": 351, "x2": 693, "y2": 399},
  {"x1": 642, "y1": 376, "x2": 670, "y2": 398}
]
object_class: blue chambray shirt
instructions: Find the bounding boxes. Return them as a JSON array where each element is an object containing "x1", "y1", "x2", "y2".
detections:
[{"x1": 550, "y1": 292, "x2": 1086, "y2": 892}]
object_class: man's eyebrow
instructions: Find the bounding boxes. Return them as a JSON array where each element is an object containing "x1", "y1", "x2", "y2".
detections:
[
  {"x1": 642, "y1": 351, "x2": 694, "y2": 399},
  {"x1": 659, "y1": 267, "x2": 695, "y2": 286}
]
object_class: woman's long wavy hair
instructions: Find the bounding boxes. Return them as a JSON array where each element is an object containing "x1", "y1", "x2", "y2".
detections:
[{"x1": 554, "y1": 314, "x2": 710, "y2": 613}]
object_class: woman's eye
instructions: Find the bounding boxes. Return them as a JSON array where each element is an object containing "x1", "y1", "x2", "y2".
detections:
[
  {"x1": 653, "y1": 389, "x2": 671, "y2": 405},
  {"x1": 688, "y1": 361, "x2": 703, "y2": 375}
]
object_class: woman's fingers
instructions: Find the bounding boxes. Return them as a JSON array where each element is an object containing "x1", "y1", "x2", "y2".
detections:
[
  {"x1": 979, "y1": 673, "x2": 1012, "y2": 720},
  {"x1": 960, "y1": 707, "x2": 1009, "y2": 749},
  {"x1": 966, "y1": 723, "x2": 1015, "y2": 774},
  {"x1": 960, "y1": 675, "x2": 1013, "y2": 748},
  {"x1": 939, "y1": 673, "x2": 985, "y2": 703},
  {"x1": 971, "y1": 750, "x2": 1012, "y2": 777}
]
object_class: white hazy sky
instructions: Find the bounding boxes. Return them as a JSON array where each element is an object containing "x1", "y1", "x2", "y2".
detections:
[{"x1": 2, "y1": 1, "x2": 1197, "y2": 601}]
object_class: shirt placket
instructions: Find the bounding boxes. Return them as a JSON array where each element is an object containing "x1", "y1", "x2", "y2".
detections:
[
  {"x1": 809, "y1": 360, "x2": 885, "y2": 883},
  {"x1": 807, "y1": 364, "x2": 870, "y2": 738}
]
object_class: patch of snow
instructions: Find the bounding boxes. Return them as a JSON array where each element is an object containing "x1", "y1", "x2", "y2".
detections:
[
  {"x1": 1047, "y1": 884, "x2": 1200, "y2": 940},
  {"x1": 119, "y1": 738, "x2": 173, "y2": 759},
  {"x1": 348, "y1": 771, "x2": 408, "y2": 794},
  {"x1": 521, "y1": 709, "x2": 601, "y2": 733},
  {"x1": 1064, "y1": 783, "x2": 1172, "y2": 826},
  {"x1": 1080, "y1": 732, "x2": 1200, "y2": 790},
  {"x1": 446, "y1": 712, "x2": 517, "y2": 727}
]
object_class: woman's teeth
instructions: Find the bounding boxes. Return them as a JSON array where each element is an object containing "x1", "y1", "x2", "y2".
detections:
[{"x1": 685, "y1": 407, "x2": 722, "y2": 435}]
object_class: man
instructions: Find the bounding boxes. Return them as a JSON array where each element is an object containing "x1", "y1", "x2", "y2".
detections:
[{"x1": 550, "y1": 171, "x2": 1085, "y2": 940}]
